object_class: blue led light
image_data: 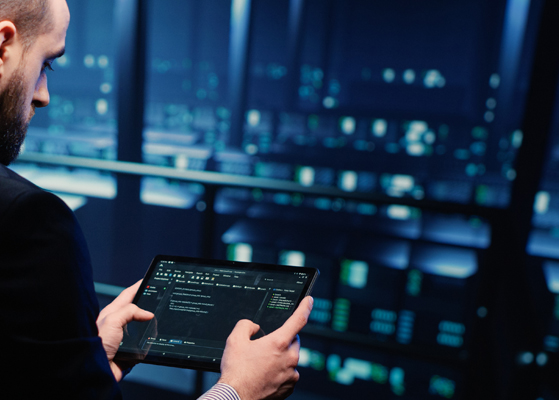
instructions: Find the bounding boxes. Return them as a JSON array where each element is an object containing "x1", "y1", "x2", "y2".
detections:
[
  {"x1": 412, "y1": 245, "x2": 477, "y2": 279},
  {"x1": 543, "y1": 261, "x2": 559, "y2": 293}
]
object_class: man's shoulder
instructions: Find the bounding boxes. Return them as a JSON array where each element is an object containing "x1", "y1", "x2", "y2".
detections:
[
  {"x1": 0, "y1": 164, "x2": 43, "y2": 193},
  {"x1": 0, "y1": 164, "x2": 54, "y2": 213}
]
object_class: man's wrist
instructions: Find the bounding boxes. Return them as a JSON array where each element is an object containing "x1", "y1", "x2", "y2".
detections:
[{"x1": 198, "y1": 382, "x2": 241, "y2": 400}]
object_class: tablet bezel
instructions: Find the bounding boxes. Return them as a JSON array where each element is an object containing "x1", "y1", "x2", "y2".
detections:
[{"x1": 114, "y1": 254, "x2": 319, "y2": 372}]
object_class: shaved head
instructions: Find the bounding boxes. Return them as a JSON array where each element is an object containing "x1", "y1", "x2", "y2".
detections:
[{"x1": 0, "y1": 0, "x2": 54, "y2": 51}]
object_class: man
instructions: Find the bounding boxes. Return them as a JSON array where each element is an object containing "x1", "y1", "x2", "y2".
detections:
[{"x1": 0, "y1": 0, "x2": 313, "y2": 398}]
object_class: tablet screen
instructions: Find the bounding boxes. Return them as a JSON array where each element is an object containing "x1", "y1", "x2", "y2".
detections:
[{"x1": 115, "y1": 255, "x2": 319, "y2": 372}]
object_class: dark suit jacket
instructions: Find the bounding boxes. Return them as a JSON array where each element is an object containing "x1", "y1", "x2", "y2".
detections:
[{"x1": 0, "y1": 164, "x2": 121, "y2": 399}]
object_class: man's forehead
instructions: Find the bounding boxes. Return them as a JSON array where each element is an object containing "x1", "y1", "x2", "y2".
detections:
[
  {"x1": 42, "y1": 0, "x2": 70, "y2": 49},
  {"x1": 49, "y1": 0, "x2": 71, "y2": 33}
]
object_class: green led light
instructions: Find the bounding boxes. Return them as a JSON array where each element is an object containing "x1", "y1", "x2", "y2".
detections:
[{"x1": 406, "y1": 269, "x2": 422, "y2": 296}]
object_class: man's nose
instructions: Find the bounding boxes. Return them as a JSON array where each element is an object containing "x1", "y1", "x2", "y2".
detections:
[{"x1": 32, "y1": 73, "x2": 50, "y2": 108}]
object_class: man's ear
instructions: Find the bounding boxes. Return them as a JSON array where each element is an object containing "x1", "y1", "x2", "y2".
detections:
[{"x1": 0, "y1": 21, "x2": 18, "y2": 71}]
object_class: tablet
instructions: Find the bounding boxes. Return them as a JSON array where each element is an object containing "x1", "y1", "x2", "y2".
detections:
[{"x1": 115, "y1": 255, "x2": 319, "y2": 372}]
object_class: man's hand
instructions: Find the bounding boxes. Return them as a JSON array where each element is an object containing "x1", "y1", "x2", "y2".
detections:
[
  {"x1": 218, "y1": 296, "x2": 313, "y2": 400},
  {"x1": 96, "y1": 280, "x2": 154, "y2": 382}
]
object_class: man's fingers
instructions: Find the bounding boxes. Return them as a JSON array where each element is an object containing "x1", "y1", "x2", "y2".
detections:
[
  {"x1": 291, "y1": 334, "x2": 301, "y2": 351},
  {"x1": 229, "y1": 319, "x2": 261, "y2": 341},
  {"x1": 113, "y1": 280, "x2": 142, "y2": 306},
  {"x1": 271, "y1": 296, "x2": 313, "y2": 340},
  {"x1": 102, "y1": 303, "x2": 154, "y2": 328},
  {"x1": 98, "y1": 280, "x2": 143, "y2": 321}
]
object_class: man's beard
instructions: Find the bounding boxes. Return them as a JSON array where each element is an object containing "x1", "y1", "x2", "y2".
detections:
[{"x1": 0, "y1": 68, "x2": 33, "y2": 166}]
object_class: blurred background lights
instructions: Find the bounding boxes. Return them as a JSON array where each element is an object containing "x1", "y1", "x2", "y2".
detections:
[
  {"x1": 174, "y1": 154, "x2": 188, "y2": 170},
  {"x1": 344, "y1": 260, "x2": 368, "y2": 289},
  {"x1": 403, "y1": 69, "x2": 416, "y2": 84},
  {"x1": 484, "y1": 111, "x2": 495, "y2": 123},
  {"x1": 245, "y1": 143, "x2": 258, "y2": 155},
  {"x1": 340, "y1": 171, "x2": 358, "y2": 192},
  {"x1": 340, "y1": 117, "x2": 356, "y2": 135},
  {"x1": 506, "y1": 169, "x2": 517, "y2": 181},
  {"x1": 100, "y1": 83, "x2": 112, "y2": 94},
  {"x1": 230, "y1": 243, "x2": 252, "y2": 262},
  {"x1": 98, "y1": 55, "x2": 109, "y2": 69},
  {"x1": 391, "y1": 174, "x2": 414, "y2": 192},
  {"x1": 247, "y1": 109, "x2": 261, "y2": 127},
  {"x1": 382, "y1": 68, "x2": 396, "y2": 83},
  {"x1": 372, "y1": 119, "x2": 388, "y2": 137},
  {"x1": 423, "y1": 69, "x2": 445, "y2": 88},
  {"x1": 298, "y1": 166, "x2": 315, "y2": 187},
  {"x1": 84, "y1": 54, "x2": 95, "y2": 68},
  {"x1": 489, "y1": 73, "x2": 501, "y2": 88},
  {"x1": 55, "y1": 54, "x2": 69, "y2": 68},
  {"x1": 512, "y1": 130, "x2": 524, "y2": 148},
  {"x1": 517, "y1": 351, "x2": 534, "y2": 365},
  {"x1": 387, "y1": 205, "x2": 412, "y2": 220},
  {"x1": 486, "y1": 97, "x2": 497, "y2": 109},
  {"x1": 280, "y1": 251, "x2": 306, "y2": 267},
  {"x1": 534, "y1": 191, "x2": 550, "y2": 214},
  {"x1": 323, "y1": 96, "x2": 337, "y2": 109},
  {"x1": 536, "y1": 352, "x2": 548, "y2": 366},
  {"x1": 543, "y1": 261, "x2": 559, "y2": 293},
  {"x1": 95, "y1": 99, "x2": 109, "y2": 116},
  {"x1": 407, "y1": 143, "x2": 425, "y2": 156},
  {"x1": 424, "y1": 131, "x2": 436, "y2": 144}
]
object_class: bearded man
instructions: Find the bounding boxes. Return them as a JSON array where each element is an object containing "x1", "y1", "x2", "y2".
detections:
[{"x1": 0, "y1": 0, "x2": 312, "y2": 399}]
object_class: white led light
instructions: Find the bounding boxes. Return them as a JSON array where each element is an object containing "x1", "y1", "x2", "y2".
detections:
[
  {"x1": 247, "y1": 110, "x2": 261, "y2": 127},
  {"x1": 95, "y1": 99, "x2": 109, "y2": 116},
  {"x1": 403, "y1": 69, "x2": 415, "y2": 84},
  {"x1": 387, "y1": 205, "x2": 412, "y2": 220},
  {"x1": 372, "y1": 119, "x2": 387, "y2": 137},
  {"x1": 534, "y1": 191, "x2": 550, "y2": 214},
  {"x1": 298, "y1": 348, "x2": 311, "y2": 367},
  {"x1": 174, "y1": 154, "x2": 189, "y2": 169},
  {"x1": 392, "y1": 175, "x2": 414, "y2": 191},
  {"x1": 406, "y1": 143, "x2": 425, "y2": 156},
  {"x1": 340, "y1": 171, "x2": 358, "y2": 192},
  {"x1": 233, "y1": 243, "x2": 252, "y2": 262},
  {"x1": 281, "y1": 251, "x2": 305, "y2": 267},
  {"x1": 98, "y1": 55, "x2": 109, "y2": 69},
  {"x1": 298, "y1": 167, "x2": 315, "y2": 187},
  {"x1": 340, "y1": 117, "x2": 356, "y2": 135},
  {"x1": 383, "y1": 68, "x2": 396, "y2": 83},
  {"x1": 84, "y1": 54, "x2": 95, "y2": 68}
]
